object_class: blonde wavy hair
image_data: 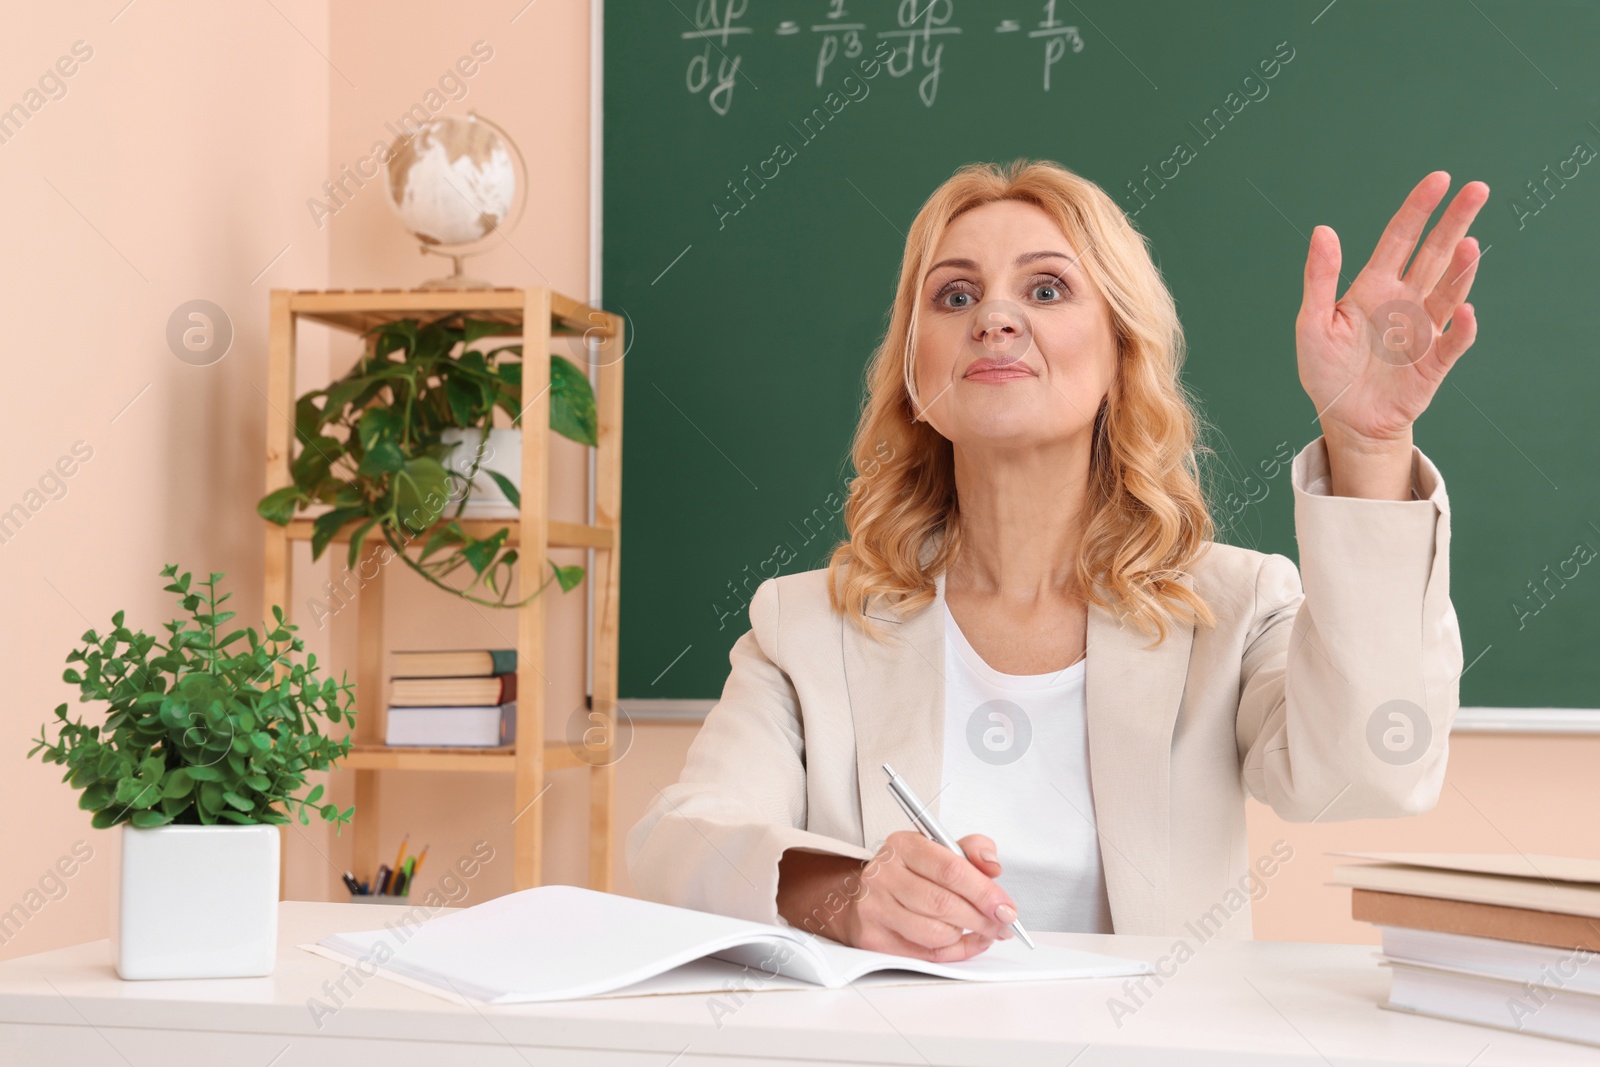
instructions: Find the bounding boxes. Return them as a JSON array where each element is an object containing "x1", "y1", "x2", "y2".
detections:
[{"x1": 825, "y1": 157, "x2": 1219, "y2": 644}]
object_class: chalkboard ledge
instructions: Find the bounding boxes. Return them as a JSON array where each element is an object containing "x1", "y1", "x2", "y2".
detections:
[
  {"x1": 623, "y1": 699, "x2": 716, "y2": 723},
  {"x1": 1452, "y1": 707, "x2": 1600, "y2": 735}
]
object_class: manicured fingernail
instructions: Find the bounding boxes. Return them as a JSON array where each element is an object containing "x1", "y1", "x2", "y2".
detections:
[
  {"x1": 979, "y1": 849, "x2": 998, "y2": 863},
  {"x1": 995, "y1": 903, "x2": 1017, "y2": 924}
]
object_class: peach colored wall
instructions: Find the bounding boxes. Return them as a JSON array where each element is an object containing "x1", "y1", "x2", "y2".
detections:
[{"x1": 0, "y1": 0, "x2": 333, "y2": 960}]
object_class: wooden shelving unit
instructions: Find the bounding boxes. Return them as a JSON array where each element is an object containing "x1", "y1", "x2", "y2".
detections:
[{"x1": 261, "y1": 287, "x2": 624, "y2": 895}]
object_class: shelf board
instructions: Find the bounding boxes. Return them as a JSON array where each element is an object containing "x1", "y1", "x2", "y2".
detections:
[
  {"x1": 281, "y1": 288, "x2": 613, "y2": 340},
  {"x1": 280, "y1": 516, "x2": 614, "y2": 551},
  {"x1": 342, "y1": 742, "x2": 591, "y2": 773}
]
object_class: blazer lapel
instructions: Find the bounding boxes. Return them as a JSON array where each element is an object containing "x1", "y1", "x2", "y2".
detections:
[
  {"x1": 1083, "y1": 588, "x2": 1195, "y2": 934},
  {"x1": 842, "y1": 570, "x2": 948, "y2": 856},
  {"x1": 841, "y1": 563, "x2": 1196, "y2": 935}
]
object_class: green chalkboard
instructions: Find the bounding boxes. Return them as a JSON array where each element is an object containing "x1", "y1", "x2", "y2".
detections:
[{"x1": 605, "y1": 0, "x2": 1600, "y2": 708}]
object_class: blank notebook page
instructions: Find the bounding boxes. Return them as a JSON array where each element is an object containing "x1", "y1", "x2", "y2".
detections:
[{"x1": 318, "y1": 885, "x2": 1152, "y2": 1003}]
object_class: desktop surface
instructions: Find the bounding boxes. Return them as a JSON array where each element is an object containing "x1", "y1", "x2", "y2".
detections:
[{"x1": 0, "y1": 901, "x2": 1593, "y2": 1066}]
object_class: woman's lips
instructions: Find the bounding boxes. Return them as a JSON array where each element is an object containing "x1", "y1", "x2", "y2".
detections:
[{"x1": 964, "y1": 363, "x2": 1034, "y2": 381}]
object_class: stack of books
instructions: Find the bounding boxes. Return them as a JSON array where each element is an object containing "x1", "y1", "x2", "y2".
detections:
[
  {"x1": 385, "y1": 648, "x2": 517, "y2": 747},
  {"x1": 1332, "y1": 851, "x2": 1600, "y2": 1048}
]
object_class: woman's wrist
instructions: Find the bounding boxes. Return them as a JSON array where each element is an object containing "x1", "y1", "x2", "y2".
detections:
[
  {"x1": 776, "y1": 848, "x2": 867, "y2": 944},
  {"x1": 1319, "y1": 421, "x2": 1417, "y2": 500}
]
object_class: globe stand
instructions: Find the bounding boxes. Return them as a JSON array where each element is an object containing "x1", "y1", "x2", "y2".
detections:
[{"x1": 417, "y1": 246, "x2": 494, "y2": 291}]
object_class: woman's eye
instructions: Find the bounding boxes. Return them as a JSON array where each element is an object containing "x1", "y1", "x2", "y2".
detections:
[
  {"x1": 1032, "y1": 281, "x2": 1065, "y2": 302},
  {"x1": 943, "y1": 291, "x2": 973, "y2": 308}
]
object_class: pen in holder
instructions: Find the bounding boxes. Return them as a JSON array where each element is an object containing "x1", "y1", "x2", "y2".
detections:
[
  {"x1": 351, "y1": 892, "x2": 413, "y2": 905},
  {"x1": 343, "y1": 840, "x2": 427, "y2": 903}
]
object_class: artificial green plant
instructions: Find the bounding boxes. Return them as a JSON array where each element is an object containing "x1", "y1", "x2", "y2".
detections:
[{"x1": 29, "y1": 564, "x2": 357, "y2": 830}]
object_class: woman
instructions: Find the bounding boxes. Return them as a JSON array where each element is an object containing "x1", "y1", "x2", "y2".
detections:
[{"x1": 628, "y1": 159, "x2": 1479, "y2": 961}]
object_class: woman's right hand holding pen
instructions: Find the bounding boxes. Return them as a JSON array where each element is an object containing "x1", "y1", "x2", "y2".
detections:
[{"x1": 777, "y1": 831, "x2": 1018, "y2": 962}]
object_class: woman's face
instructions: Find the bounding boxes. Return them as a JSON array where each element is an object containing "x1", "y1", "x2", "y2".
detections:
[{"x1": 912, "y1": 199, "x2": 1118, "y2": 452}]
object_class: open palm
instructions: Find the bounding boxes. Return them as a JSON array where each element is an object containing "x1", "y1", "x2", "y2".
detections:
[{"x1": 1296, "y1": 171, "x2": 1489, "y2": 443}]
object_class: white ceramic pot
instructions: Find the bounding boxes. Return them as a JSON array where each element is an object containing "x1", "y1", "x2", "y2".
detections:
[
  {"x1": 114, "y1": 824, "x2": 279, "y2": 980},
  {"x1": 439, "y1": 427, "x2": 522, "y2": 517}
]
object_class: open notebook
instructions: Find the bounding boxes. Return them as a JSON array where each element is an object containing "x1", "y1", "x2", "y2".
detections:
[{"x1": 310, "y1": 885, "x2": 1153, "y2": 1003}]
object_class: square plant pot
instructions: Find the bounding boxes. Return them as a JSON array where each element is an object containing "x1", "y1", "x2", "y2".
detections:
[
  {"x1": 114, "y1": 824, "x2": 279, "y2": 980},
  {"x1": 439, "y1": 427, "x2": 522, "y2": 517}
]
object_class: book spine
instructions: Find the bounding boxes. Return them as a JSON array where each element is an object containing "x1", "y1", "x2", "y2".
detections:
[{"x1": 489, "y1": 648, "x2": 517, "y2": 676}]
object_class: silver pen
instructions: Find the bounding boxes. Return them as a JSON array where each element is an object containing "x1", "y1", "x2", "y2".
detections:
[{"x1": 882, "y1": 762, "x2": 1035, "y2": 949}]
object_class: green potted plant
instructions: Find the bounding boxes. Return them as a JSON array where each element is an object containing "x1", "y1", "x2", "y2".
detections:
[
  {"x1": 28, "y1": 564, "x2": 357, "y2": 980},
  {"x1": 256, "y1": 316, "x2": 592, "y2": 608}
]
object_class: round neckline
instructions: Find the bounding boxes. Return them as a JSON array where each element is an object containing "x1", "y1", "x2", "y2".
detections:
[{"x1": 943, "y1": 603, "x2": 1086, "y2": 691}]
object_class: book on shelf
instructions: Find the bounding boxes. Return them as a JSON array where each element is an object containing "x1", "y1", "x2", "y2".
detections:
[
  {"x1": 385, "y1": 702, "x2": 516, "y2": 748},
  {"x1": 306, "y1": 884, "x2": 1154, "y2": 1004},
  {"x1": 1333, "y1": 850, "x2": 1600, "y2": 1048},
  {"x1": 390, "y1": 672, "x2": 517, "y2": 708},
  {"x1": 391, "y1": 648, "x2": 516, "y2": 679}
]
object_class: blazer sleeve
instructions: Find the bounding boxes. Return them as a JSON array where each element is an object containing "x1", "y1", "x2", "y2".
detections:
[
  {"x1": 626, "y1": 578, "x2": 876, "y2": 927},
  {"x1": 1235, "y1": 434, "x2": 1462, "y2": 821}
]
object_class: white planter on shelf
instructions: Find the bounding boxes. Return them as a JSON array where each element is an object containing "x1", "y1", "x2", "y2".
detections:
[
  {"x1": 114, "y1": 824, "x2": 279, "y2": 980},
  {"x1": 439, "y1": 427, "x2": 522, "y2": 518}
]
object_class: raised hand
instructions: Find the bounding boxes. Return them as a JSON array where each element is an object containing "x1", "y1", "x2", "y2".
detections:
[{"x1": 1295, "y1": 172, "x2": 1488, "y2": 497}]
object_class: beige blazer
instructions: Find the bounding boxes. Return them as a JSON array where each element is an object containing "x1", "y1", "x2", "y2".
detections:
[{"x1": 627, "y1": 436, "x2": 1461, "y2": 938}]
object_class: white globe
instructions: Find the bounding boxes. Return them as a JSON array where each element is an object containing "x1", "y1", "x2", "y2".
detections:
[{"x1": 385, "y1": 114, "x2": 522, "y2": 250}]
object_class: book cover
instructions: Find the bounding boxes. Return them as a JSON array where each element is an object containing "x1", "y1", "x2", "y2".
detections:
[
  {"x1": 1330, "y1": 863, "x2": 1600, "y2": 919},
  {"x1": 1353, "y1": 888, "x2": 1600, "y2": 953}
]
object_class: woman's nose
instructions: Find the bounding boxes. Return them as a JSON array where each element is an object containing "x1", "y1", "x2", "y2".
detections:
[{"x1": 969, "y1": 299, "x2": 1032, "y2": 358}]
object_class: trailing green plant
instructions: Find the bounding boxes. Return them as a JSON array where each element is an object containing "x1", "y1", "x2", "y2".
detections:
[
  {"x1": 256, "y1": 316, "x2": 591, "y2": 608},
  {"x1": 28, "y1": 564, "x2": 357, "y2": 831}
]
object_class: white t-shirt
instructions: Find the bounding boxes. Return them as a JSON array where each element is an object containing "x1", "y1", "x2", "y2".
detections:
[{"x1": 938, "y1": 603, "x2": 1115, "y2": 934}]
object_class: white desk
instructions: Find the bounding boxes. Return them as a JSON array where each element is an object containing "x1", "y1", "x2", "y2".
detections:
[{"x1": 1, "y1": 901, "x2": 1595, "y2": 1066}]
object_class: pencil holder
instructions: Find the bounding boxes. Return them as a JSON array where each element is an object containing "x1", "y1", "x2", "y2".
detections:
[{"x1": 350, "y1": 893, "x2": 413, "y2": 906}]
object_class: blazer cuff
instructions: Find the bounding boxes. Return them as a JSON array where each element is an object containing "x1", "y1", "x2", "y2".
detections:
[
  {"x1": 1291, "y1": 434, "x2": 1449, "y2": 616},
  {"x1": 631, "y1": 812, "x2": 875, "y2": 930},
  {"x1": 1293, "y1": 434, "x2": 1444, "y2": 506}
]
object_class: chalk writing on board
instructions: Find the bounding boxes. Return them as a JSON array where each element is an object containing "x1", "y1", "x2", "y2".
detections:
[
  {"x1": 997, "y1": 0, "x2": 1085, "y2": 92},
  {"x1": 877, "y1": 0, "x2": 961, "y2": 107},
  {"x1": 681, "y1": 1, "x2": 1087, "y2": 115},
  {"x1": 789, "y1": 0, "x2": 868, "y2": 88},
  {"x1": 684, "y1": 0, "x2": 751, "y2": 117}
]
